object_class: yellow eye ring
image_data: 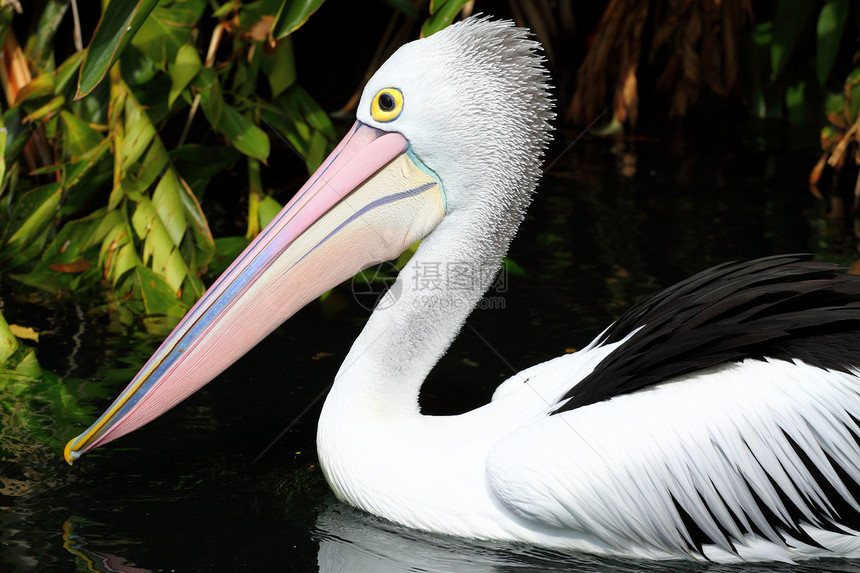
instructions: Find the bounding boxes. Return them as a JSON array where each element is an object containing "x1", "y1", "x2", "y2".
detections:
[{"x1": 371, "y1": 88, "x2": 403, "y2": 123}]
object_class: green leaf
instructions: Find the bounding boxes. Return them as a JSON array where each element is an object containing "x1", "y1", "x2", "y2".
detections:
[
  {"x1": 151, "y1": 169, "x2": 188, "y2": 246},
  {"x1": 217, "y1": 105, "x2": 270, "y2": 162},
  {"x1": 770, "y1": 0, "x2": 815, "y2": 81},
  {"x1": 125, "y1": 134, "x2": 169, "y2": 193},
  {"x1": 132, "y1": 0, "x2": 207, "y2": 70},
  {"x1": 262, "y1": 84, "x2": 335, "y2": 169},
  {"x1": 175, "y1": 175, "x2": 215, "y2": 258},
  {"x1": 77, "y1": 0, "x2": 160, "y2": 98},
  {"x1": 108, "y1": 179, "x2": 126, "y2": 212},
  {"x1": 122, "y1": 44, "x2": 160, "y2": 86},
  {"x1": 0, "y1": 311, "x2": 18, "y2": 365},
  {"x1": 13, "y1": 345, "x2": 42, "y2": 377},
  {"x1": 15, "y1": 73, "x2": 54, "y2": 105},
  {"x1": 421, "y1": 0, "x2": 470, "y2": 37},
  {"x1": 21, "y1": 212, "x2": 106, "y2": 293},
  {"x1": 131, "y1": 194, "x2": 190, "y2": 292},
  {"x1": 23, "y1": 95, "x2": 65, "y2": 123},
  {"x1": 502, "y1": 257, "x2": 526, "y2": 277},
  {"x1": 193, "y1": 67, "x2": 223, "y2": 125},
  {"x1": 379, "y1": 0, "x2": 418, "y2": 17},
  {"x1": 170, "y1": 144, "x2": 239, "y2": 197},
  {"x1": 55, "y1": 51, "x2": 87, "y2": 95},
  {"x1": 92, "y1": 209, "x2": 126, "y2": 247},
  {"x1": 3, "y1": 182, "x2": 63, "y2": 250},
  {"x1": 824, "y1": 91, "x2": 844, "y2": 116},
  {"x1": 234, "y1": 39, "x2": 265, "y2": 98},
  {"x1": 272, "y1": 0, "x2": 325, "y2": 40},
  {"x1": 246, "y1": 155, "x2": 264, "y2": 239},
  {"x1": 212, "y1": 2, "x2": 238, "y2": 19},
  {"x1": 25, "y1": 0, "x2": 70, "y2": 71},
  {"x1": 180, "y1": 273, "x2": 205, "y2": 306},
  {"x1": 305, "y1": 129, "x2": 327, "y2": 173},
  {"x1": 263, "y1": 36, "x2": 295, "y2": 98},
  {"x1": 785, "y1": 79, "x2": 808, "y2": 125},
  {"x1": 119, "y1": 265, "x2": 188, "y2": 317},
  {"x1": 99, "y1": 218, "x2": 139, "y2": 285},
  {"x1": 258, "y1": 195, "x2": 282, "y2": 229},
  {"x1": 63, "y1": 138, "x2": 112, "y2": 191},
  {"x1": 817, "y1": 0, "x2": 850, "y2": 86},
  {"x1": 210, "y1": 236, "x2": 249, "y2": 276},
  {"x1": 2, "y1": 107, "x2": 34, "y2": 169},
  {"x1": 236, "y1": 0, "x2": 281, "y2": 30},
  {"x1": 119, "y1": 86, "x2": 161, "y2": 174},
  {"x1": 60, "y1": 110, "x2": 104, "y2": 158},
  {"x1": 0, "y1": 129, "x2": 6, "y2": 190},
  {"x1": 169, "y1": 43, "x2": 202, "y2": 107},
  {"x1": 849, "y1": 66, "x2": 860, "y2": 119}
]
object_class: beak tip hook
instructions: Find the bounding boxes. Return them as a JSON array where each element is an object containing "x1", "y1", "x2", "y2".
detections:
[{"x1": 63, "y1": 439, "x2": 79, "y2": 465}]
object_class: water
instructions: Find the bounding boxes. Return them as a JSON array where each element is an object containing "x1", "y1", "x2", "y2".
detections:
[{"x1": 2, "y1": 120, "x2": 858, "y2": 572}]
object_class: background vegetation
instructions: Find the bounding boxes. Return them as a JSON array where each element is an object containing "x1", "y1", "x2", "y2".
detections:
[{"x1": 0, "y1": 0, "x2": 858, "y2": 370}]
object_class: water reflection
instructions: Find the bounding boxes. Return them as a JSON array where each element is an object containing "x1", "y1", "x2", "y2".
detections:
[
  {"x1": 63, "y1": 518, "x2": 153, "y2": 573},
  {"x1": 314, "y1": 501, "x2": 860, "y2": 573},
  {"x1": 315, "y1": 501, "x2": 636, "y2": 572},
  {"x1": 58, "y1": 497, "x2": 860, "y2": 573}
]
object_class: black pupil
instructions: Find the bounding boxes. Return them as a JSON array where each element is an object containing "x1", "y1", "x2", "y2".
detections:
[{"x1": 379, "y1": 93, "x2": 395, "y2": 112}]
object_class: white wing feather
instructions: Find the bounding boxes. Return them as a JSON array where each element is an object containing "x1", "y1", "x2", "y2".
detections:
[{"x1": 486, "y1": 357, "x2": 860, "y2": 560}]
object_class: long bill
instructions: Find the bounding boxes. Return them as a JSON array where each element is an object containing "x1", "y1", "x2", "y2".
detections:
[{"x1": 64, "y1": 122, "x2": 445, "y2": 464}]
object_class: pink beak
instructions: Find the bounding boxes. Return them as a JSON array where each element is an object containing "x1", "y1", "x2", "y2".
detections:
[{"x1": 65, "y1": 122, "x2": 445, "y2": 463}]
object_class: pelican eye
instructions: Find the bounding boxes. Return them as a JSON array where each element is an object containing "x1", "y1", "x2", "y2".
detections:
[
  {"x1": 379, "y1": 93, "x2": 395, "y2": 111},
  {"x1": 371, "y1": 88, "x2": 403, "y2": 122}
]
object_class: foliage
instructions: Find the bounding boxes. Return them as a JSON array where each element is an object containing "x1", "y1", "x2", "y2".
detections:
[
  {"x1": 557, "y1": 0, "x2": 860, "y2": 195},
  {"x1": 0, "y1": 0, "x2": 338, "y2": 323},
  {"x1": 567, "y1": 0, "x2": 859, "y2": 131},
  {"x1": 422, "y1": 0, "x2": 473, "y2": 37},
  {"x1": 0, "y1": 0, "x2": 856, "y2": 333},
  {"x1": 810, "y1": 62, "x2": 860, "y2": 198},
  {"x1": 569, "y1": 0, "x2": 749, "y2": 128}
]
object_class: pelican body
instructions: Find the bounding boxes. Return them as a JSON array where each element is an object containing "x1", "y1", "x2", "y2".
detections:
[{"x1": 64, "y1": 18, "x2": 860, "y2": 562}]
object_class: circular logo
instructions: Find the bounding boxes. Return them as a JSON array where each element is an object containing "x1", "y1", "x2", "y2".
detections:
[{"x1": 350, "y1": 261, "x2": 402, "y2": 311}]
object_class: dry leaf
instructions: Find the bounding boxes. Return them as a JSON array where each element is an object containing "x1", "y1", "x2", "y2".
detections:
[
  {"x1": 48, "y1": 260, "x2": 91, "y2": 273},
  {"x1": 569, "y1": 0, "x2": 750, "y2": 126},
  {"x1": 809, "y1": 154, "x2": 827, "y2": 187},
  {"x1": 9, "y1": 324, "x2": 38, "y2": 342}
]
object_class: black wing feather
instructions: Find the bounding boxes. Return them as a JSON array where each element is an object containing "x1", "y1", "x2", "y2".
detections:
[{"x1": 553, "y1": 255, "x2": 860, "y2": 414}]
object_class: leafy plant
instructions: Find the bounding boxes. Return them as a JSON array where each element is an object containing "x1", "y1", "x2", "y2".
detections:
[
  {"x1": 0, "y1": 0, "x2": 338, "y2": 322},
  {"x1": 810, "y1": 55, "x2": 860, "y2": 200},
  {"x1": 2, "y1": 0, "x2": 857, "y2": 328},
  {"x1": 567, "y1": 0, "x2": 859, "y2": 130}
]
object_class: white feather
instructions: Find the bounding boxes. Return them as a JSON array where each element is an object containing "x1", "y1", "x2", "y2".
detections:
[{"x1": 486, "y1": 358, "x2": 860, "y2": 560}]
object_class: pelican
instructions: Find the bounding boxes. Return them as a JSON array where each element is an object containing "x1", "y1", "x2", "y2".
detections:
[{"x1": 64, "y1": 17, "x2": 860, "y2": 562}]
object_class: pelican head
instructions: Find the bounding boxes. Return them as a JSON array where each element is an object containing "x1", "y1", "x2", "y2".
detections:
[
  {"x1": 357, "y1": 17, "x2": 553, "y2": 215},
  {"x1": 64, "y1": 17, "x2": 553, "y2": 462}
]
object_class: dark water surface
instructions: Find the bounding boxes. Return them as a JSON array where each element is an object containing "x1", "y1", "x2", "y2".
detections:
[{"x1": 3, "y1": 121, "x2": 859, "y2": 572}]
